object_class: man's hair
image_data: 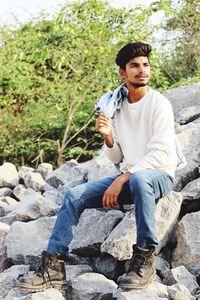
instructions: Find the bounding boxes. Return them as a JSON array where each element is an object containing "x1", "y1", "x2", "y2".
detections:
[{"x1": 115, "y1": 42, "x2": 152, "y2": 70}]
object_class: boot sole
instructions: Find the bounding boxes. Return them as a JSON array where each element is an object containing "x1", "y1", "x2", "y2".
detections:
[
  {"x1": 118, "y1": 269, "x2": 156, "y2": 290},
  {"x1": 16, "y1": 280, "x2": 68, "y2": 293}
]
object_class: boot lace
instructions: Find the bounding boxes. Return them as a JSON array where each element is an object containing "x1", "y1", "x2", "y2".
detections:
[
  {"x1": 128, "y1": 252, "x2": 149, "y2": 276},
  {"x1": 36, "y1": 252, "x2": 53, "y2": 284}
]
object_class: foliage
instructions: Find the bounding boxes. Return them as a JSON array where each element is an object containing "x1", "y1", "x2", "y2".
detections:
[
  {"x1": 152, "y1": 0, "x2": 200, "y2": 84},
  {"x1": 2, "y1": 0, "x2": 198, "y2": 168},
  {"x1": 0, "y1": 0, "x2": 163, "y2": 167}
]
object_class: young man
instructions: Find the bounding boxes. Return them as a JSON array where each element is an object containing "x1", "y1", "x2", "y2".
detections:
[{"x1": 16, "y1": 42, "x2": 176, "y2": 291}]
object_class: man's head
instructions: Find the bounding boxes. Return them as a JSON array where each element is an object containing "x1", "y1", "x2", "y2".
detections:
[{"x1": 115, "y1": 42, "x2": 152, "y2": 88}]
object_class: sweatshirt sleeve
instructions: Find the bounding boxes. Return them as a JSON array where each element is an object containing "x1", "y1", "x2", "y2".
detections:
[
  {"x1": 128, "y1": 99, "x2": 176, "y2": 174},
  {"x1": 103, "y1": 120, "x2": 123, "y2": 164}
]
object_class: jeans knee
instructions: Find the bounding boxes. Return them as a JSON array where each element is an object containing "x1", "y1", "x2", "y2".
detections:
[{"x1": 129, "y1": 170, "x2": 152, "y2": 192}]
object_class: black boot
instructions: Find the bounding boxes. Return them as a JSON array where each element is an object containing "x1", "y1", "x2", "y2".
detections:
[
  {"x1": 16, "y1": 251, "x2": 68, "y2": 292},
  {"x1": 118, "y1": 245, "x2": 156, "y2": 289}
]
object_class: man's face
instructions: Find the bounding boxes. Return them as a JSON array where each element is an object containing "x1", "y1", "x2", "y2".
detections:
[{"x1": 120, "y1": 56, "x2": 151, "y2": 88}]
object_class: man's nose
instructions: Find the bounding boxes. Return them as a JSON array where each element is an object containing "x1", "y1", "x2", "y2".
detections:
[{"x1": 138, "y1": 65, "x2": 144, "y2": 72}]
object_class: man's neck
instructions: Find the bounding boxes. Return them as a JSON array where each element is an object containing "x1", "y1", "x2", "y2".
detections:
[{"x1": 127, "y1": 84, "x2": 149, "y2": 103}]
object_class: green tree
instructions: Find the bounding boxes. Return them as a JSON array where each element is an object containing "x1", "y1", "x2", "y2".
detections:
[
  {"x1": 0, "y1": 0, "x2": 167, "y2": 167},
  {"x1": 152, "y1": 0, "x2": 200, "y2": 85}
]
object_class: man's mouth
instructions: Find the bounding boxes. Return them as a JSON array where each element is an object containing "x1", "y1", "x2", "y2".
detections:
[{"x1": 136, "y1": 75, "x2": 148, "y2": 79}]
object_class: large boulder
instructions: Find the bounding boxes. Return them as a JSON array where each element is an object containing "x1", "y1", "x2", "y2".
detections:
[
  {"x1": 114, "y1": 281, "x2": 193, "y2": 300},
  {"x1": 174, "y1": 123, "x2": 200, "y2": 191},
  {"x1": 23, "y1": 172, "x2": 46, "y2": 192},
  {"x1": 162, "y1": 265, "x2": 198, "y2": 295},
  {"x1": 65, "y1": 272, "x2": 117, "y2": 300},
  {"x1": 69, "y1": 209, "x2": 123, "y2": 256},
  {"x1": 101, "y1": 192, "x2": 182, "y2": 260},
  {"x1": 164, "y1": 83, "x2": 200, "y2": 115},
  {"x1": 0, "y1": 163, "x2": 19, "y2": 188},
  {"x1": 46, "y1": 160, "x2": 87, "y2": 189},
  {"x1": 15, "y1": 189, "x2": 58, "y2": 221},
  {"x1": 0, "y1": 265, "x2": 29, "y2": 300},
  {"x1": 5, "y1": 288, "x2": 65, "y2": 300},
  {"x1": 6, "y1": 216, "x2": 56, "y2": 265},
  {"x1": 0, "y1": 222, "x2": 10, "y2": 271},
  {"x1": 172, "y1": 211, "x2": 200, "y2": 275}
]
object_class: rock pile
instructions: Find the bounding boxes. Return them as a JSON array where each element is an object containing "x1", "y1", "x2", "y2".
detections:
[{"x1": 0, "y1": 83, "x2": 200, "y2": 299}]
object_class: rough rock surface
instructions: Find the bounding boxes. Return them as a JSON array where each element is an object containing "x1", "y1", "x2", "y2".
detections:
[
  {"x1": 6, "y1": 216, "x2": 56, "y2": 265},
  {"x1": 0, "y1": 163, "x2": 19, "y2": 188},
  {"x1": 69, "y1": 209, "x2": 123, "y2": 256},
  {"x1": 172, "y1": 211, "x2": 200, "y2": 275}
]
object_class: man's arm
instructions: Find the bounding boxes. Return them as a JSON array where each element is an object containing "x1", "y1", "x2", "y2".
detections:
[
  {"x1": 96, "y1": 113, "x2": 126, "y2": 209},
  {"x1": 96, "y1": 113, "x2": 123, "y2": 164}
]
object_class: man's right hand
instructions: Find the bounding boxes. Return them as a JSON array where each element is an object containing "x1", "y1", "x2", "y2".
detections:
[
  {"x1": 96, "y1": 113, "x2": 114, "y2": 148},
  {"x1": 96, "y1": 113, "x2": 112, "y2": 136}
]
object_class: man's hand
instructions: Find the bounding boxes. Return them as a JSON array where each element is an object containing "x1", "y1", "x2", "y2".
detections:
[
  {"x1": 102, "y1": 179, "x2": 123, "y2": 209},
  {"x1": 96, "y1": 113, "x2": 112, "y2": 137},
  {"x1": 96, "y1": 113, "x2": 114, "y2": 147},
  {"x1": 102, "y1": 172, "x2": 132, "y2": 209}
]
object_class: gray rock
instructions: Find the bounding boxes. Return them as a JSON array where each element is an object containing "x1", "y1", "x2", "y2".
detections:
[
  {"x1": 18, "y1": 166, "x2": 34, "y2": 182},
  {"x1": 172, "y1": 211, "x2": 200, "y2": 275},
  {"x1": 0, "y1": 211, "x2": 16, "y2": 225},
  {"x1": 6, "y1": 216, "x2": 56, "y2": 264},
  {"x1": 66, "y1": 272, "x2": 117, "y2": 300},
  {"x1": 0, "y1": 203, "x2": 17, "y2": 217},
  {"x1": 155, "y1": 191, "x2": 183, "y2": 253},
  {"x1": 13, "y1": 185, "x2": 27, "y2": 202},
  {"x1": 101, "y1": 210, "x2": 136, "y2": 261},
  {"x1": 43, "y1": 183, "x2": 58, "y2": 203},
  {"x1": 0, "y1": 222, "x2": 10, "y2": 271},
  {"x1": 46, "y1": 160, "x2": 87, "y2": 189},
  {"x1": 36, "y1": 163, "x2": 53, "y2": 180},
  {"x1": 155, "y1": 256, "x2": 170, "y2": 278},
  {"x1": 163, "y1": 266, "x2": 198, "y2": 295},
  {"x1": 164, "y1": 83, "x2": 200, "y2": 115},
  {"x1": 181, "y1": 177, "x2": 200, "y2": 200},
  {"x1": 101, "y1": 192, "x2": 182, "y2": 260},
  {"x1": 173, "y1": 122, "x2": 200, "y2": 191},
  {"x1": 115, "y1": 282, "x2": 194, "y2": 300},
  {"x1": 0, "y1": 163, "x2": 19, "y2": 188},
  {"x1": 83, "y1": 150, "x2": 119, "y2": 182},
  {"x1": 0, "y1": 188, "x2": 12, "y2": 197},
  {"x1": 16, "y1": 189, "x2": 58, "y2": 221},
  {"x1": 5, "y1": 287, "x2": 65, "y2": 300},
  {"x1": 175, "y1": 105, "x2": 200, "y2": 125},
  {"x1": 65, "y1": 264, "x2": 93, "y2": 282},
  {"x1": 114, "y1": 281, "x2": 169, "y2": 300},
  {"x1": 23, "y1": 173, "x2": 46, "y2": 192},
  {"x1": 167, "y1": 284, "x2": 194, "y2": 300},
  {"x1": 0, "y1": 265, "x2": 29, "y2": 300},
  {"x1": 69, "y1": 209, "x2": 123, "y2": 256},
  {"x1": 0, "y1": 196, "x2": 18, "y2": 206},
  {"x1": 93, "y1": 254, "x2": 125, "y2": 281}
]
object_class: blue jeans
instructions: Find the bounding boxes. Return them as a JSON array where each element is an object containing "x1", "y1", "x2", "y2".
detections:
[{"x1": 47, "y1": 169, "x2": 173, "y2": 254}]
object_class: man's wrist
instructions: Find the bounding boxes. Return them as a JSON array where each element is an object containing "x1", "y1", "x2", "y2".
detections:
[
  {"x1": 103, "y1": 134, "x2": 114, "y2": 148},
  {"x1": 117, "y1": 172, "x2": 132, "y2": 184}
]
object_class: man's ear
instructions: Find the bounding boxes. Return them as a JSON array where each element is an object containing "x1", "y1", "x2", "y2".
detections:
[{"x1": 119, "y1": 68, "x2": 126, "y2": 79}]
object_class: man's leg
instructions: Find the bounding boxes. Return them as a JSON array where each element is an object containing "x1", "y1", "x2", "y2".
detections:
[
  {"x1": 47, "y1": 174, "x2": 122, "y2": 254},
  {"x1": 119, "y1": 169, "x2": 174, "y2": 289},
  {"x1": 16, "y1": 174, "x2": 120, "y2": 292}
]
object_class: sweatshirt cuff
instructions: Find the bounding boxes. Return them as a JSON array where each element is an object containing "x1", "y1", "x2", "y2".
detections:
[
  {"x1": 128, "y1": 164, "x2": 145, "y2": 174},
  {"x1": 103, "y1": 142, "x2": 123, "y2": 164}
]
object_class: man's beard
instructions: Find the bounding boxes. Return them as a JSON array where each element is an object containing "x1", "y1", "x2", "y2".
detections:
[{"x1": 130, "y1": 82, "x2": 148, "y2": 88}]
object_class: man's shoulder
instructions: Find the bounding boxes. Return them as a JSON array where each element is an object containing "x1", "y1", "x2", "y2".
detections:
[{"x1": 150, "y1": 88, "x2": 172, "y2": 107}]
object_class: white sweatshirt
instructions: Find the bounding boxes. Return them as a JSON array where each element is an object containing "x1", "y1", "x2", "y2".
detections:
[{"x1": 104, "y1": 88, "x2": 177, "y2": 178}]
